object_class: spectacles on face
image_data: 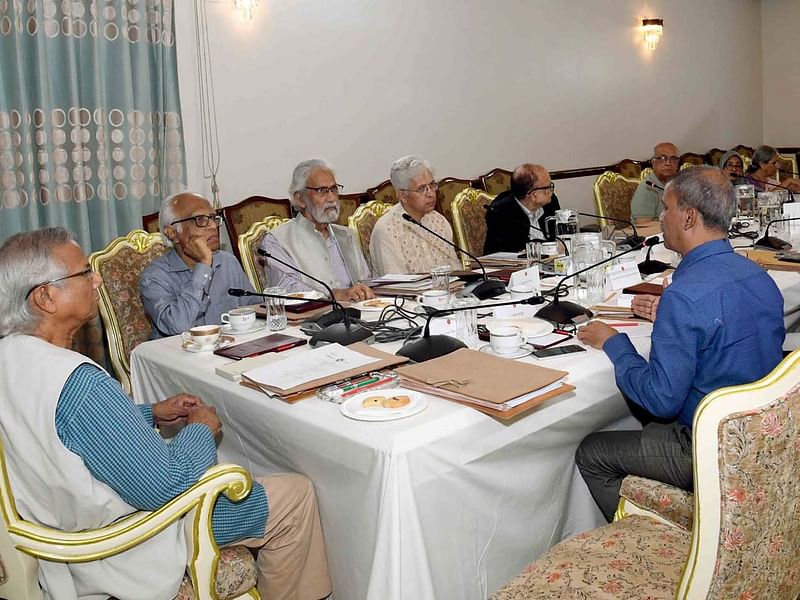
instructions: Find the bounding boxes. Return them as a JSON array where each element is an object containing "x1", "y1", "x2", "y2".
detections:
[
  {"x1": 306, "y1": 184, "x2": 344, "y2": 196},
  {"x1": 653, "y1": 155, "x2": 680, "y2": 164},
  {"x1": 529, "y1": 182, "x2": 555, "y2": 194},
  {"x1": 25, "y1": 267, "x2": 95, "y2": 299},
  {"x1": 170, "y1": 213, "x2": 223, "y2": 228},
  {"x1": 401, "y1": 182, "x2": 438, "y2": 195},
  {"x1": 766, "y1": 159, "x2": 780, "y2": 167}
]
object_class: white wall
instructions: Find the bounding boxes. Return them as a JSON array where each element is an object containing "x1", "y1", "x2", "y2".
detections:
[
  {"x1": 175, "y1": 0, "x2": 764, "y2": 213},
  {"x1": 762, "y1": 0, "x2": 800, "y2": 146}
]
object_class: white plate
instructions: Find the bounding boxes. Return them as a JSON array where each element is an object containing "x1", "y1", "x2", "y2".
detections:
[
  {"x1": 220, "y1": 321, "x2": 267, "y2": 335},
  {"x1": 483, "y1": 317, "x2": 553, "y2": 339},
  {"x1": 352, "y1": 298, "x2": 397, "y2": 312},
  {"x1": 182, "y1": 335, "x2": 235, "y2": 353},
  {"x1": 479, "y1": 343, "x2": 534, "y2": 359},
  {"x1": 340, "y1": 388, "x2": 427, "y2": 422},
  {"x1": 283, "y1": 291, "x2": 325, "y2": 306}
]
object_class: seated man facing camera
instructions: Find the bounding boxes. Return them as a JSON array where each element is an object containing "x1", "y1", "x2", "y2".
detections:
[{"x1": 0, "y1": 228, "x2": 331, "y2": 600}]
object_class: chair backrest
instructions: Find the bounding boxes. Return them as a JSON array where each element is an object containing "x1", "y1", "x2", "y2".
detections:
[
  {"x1": 222, "y1": 196, "x2": 293, "y2": 260},
  {"x1": 365, "y1": 180, "x2": 397, "y2": 205},
  {"x1": 479, "y1": 168, "x2": 512, "y2": 196},
  {"x1": 237, "y1": 215, "x2": 290, "y2": 292},
  {"x1": 451, "y1": 188, "x2": 495, "y2": 268},
  {"x1": 639, "y1": 167, "x2": 654, "y2": 181},
  {"x1": 436, "y1": 177, "x2": 472, "y2": 228},
  {"x1": 677, "y1": 350, "x2": 800, "y2": 599},
  {"x1": 680, "y1": 152, "x2": 705, "y2": 167},
  {"x1": 777, "y1": 153, "x2": 798, "y2": 184},
  {"x1": 89, "y1": 230, "x2": 169, "y2": 394},
  {"x1": 347, "y1": 200, "x2": 393, "y2": 273},
  {"x1": 142, "y1": 211, "x2": 160, "y2": 234},
  {"x1": 706, "y1": 147, "x2": 725, "y2": 166},
  {"x1": 592, "y1": 171, "x2": 639, "y2": 226},
  {"x1": 732, "y1": 144, "x2": 754, "y2": 160},
  {"x1": 336, "y1": 192, "x2": 364, "y2": 227},
  {"x1": 614, "y1": 158, "x2": 644, "y2": 179}
]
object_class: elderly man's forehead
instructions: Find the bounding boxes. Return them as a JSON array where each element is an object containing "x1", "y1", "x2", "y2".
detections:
[
  {"x1": 175, "y1": 193, "x2": 213, "y2": 215},
  {"x1": 655, "y1": 143, "x2": 678, "y2": 154},
  {"x1": 307, "y1": 167, "x2": 335, "y2": 183}
]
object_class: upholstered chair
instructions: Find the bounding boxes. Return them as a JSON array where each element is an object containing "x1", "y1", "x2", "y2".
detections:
[
  {"x1": 490, "y1": 349, "x2": 800, "y2": 600},
  {"x1": 365, "y1": 180, "x2": 397, "y2": 204},
  {"x1": 706, "y1": 148, "x2": 725, "y2": 166},
  {"x1": 347, "y1": 200, "x2": 393, "y2": 273},
  {"x1": 639, "y1": 166, "x2": 654, "y2": 181},
  {"x1": 679, "y1": 152, "x2": 705, "y2": 168},
  {"x1": 222, "y1": 196, "x2": 293, "y2": 260},
  {"x1": 435, "y1": 177, "x2": 472, "y2": 227},
  {"x1": 336, "y1": 192, "x2": 364, "y2": 226},
  {"x1": 733, "y1": 144, "x2": 754, "y2": 160},
  {"x1": 479, "y1": 168, "x2": 512, "y2": 196},
  {"x1": 237, "y1": 215, "x2": 290, "y2": 291},
  {"x1": 777, "y1": 154, "x2": 798, "y2": 184},
  {"x1": 451, "y1": 188, "x2": 495, "y2": 268},
  {"x1": 142, "y1": 210, "x2": 160, "y2": 233},
  {"x1": 0, "y1": 440, "x2": 260, "y2": 600},
  {"x1": 88, "y1": 230, "x2": 169, "y2": 393},
  {"x1": 614, "y1": 158, "x2": 644, "y2": 179},
  {"x1": 591, "y1": 171, "x2": 639, "y2": 228}
]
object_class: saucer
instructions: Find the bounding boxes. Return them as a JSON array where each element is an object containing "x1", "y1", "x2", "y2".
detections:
[
  {"x1": 182, "y1": 335, "x2": 235, "y2": 353},
  {"x1": 479, "y1": 343, "x2": 533, "y2": 359},
  {"x1": 220, "y1": 322, "x2": 267, "y2": 335},
  {"x1": 284, "y1": 291, "x2": 325, "y2": 306}
]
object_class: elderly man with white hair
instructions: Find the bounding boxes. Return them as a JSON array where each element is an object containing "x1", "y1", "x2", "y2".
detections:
[
  {"x1": 369, "y1": 155, "x2": 461, "y2": 276},
  {"x1": 260, "y1": 159, "x2": 374, "y2": 301},
  {"x1": 139, "y1": 191, "x2": 254, "y2": 338}
]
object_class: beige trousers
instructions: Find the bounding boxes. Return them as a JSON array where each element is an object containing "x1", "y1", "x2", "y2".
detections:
[{"x1": 236, "y1": 473, "x2": 331, "y2": 600}]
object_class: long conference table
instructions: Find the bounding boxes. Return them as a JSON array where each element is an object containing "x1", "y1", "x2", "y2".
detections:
[{"x1": 130, "y1": 256, "x2": 800, "y2": 600}]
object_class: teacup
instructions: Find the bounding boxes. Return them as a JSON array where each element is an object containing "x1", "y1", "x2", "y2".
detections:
[
  {"x1": 509, "y1": 284, "x2": 536, "y2": 301},
  {"x1": 418, "y1": 290, "x2": 450, "y2": 308},
  {"x1": 181, "y1": 324, "x2": 221, "y2": 348},
  {"x1": 489, "y1": 325, "x2": 523, "y2": 355},
  {"x1": 221, "y1": 307, "x2": 256, "y2": 331}
]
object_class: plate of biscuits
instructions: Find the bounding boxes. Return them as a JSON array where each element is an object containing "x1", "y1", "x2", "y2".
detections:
[{"x1": 340, "y1": 388, "x2": 427, "y2": 422}]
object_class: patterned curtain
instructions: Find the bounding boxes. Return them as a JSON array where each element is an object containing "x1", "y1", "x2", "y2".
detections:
[{"x1": 0, "y1": 0, "x2": 185, "y2": 252}]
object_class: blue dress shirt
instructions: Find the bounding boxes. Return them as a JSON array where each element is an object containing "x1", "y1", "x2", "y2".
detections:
[{"x1": 603, "y1": 239, "x2": 785, "y2": 428}]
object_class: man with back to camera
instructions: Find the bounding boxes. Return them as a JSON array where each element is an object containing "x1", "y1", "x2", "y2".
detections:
[
  {"x1": 631, "y1": 142, "x2": 681, "y2": 224},
  {"x1": 575, "y1": 166, "x2": 785, "y2": 522}
]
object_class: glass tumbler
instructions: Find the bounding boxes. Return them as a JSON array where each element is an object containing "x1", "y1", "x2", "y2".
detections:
[
  {"x1": 430, "y1": 265, "x2": 452, "y2": 306},
  {"x1": 263, "y1": 286, "x2": 288, "y2": 331},
  {"x1": 452, "y1": 296, "x2": 480, "y2": 348}
]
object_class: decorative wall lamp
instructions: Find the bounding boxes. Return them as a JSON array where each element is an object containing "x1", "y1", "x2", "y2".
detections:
[
  {"x1": 642, "y1": 18, "x2": 663, "y2": 50},
  {"x1": 233, "y1": 0, "x2": 258, "y2": 21}
]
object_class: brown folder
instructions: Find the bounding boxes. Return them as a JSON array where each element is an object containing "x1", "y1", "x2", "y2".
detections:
[{"x1": 622, "y1": 281, "x2": 666, "y2": 296}]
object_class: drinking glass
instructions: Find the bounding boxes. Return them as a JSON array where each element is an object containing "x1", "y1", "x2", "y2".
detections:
[
  {"x1": 452, "y1": 296, "x2": 480, "y2": 348},
  {"x1": 525, "y1": 241, "x2": 542, "y2": 267},
  {"x1": 430, "y1": 265, "x2": 452, "y2": 306},
  {"x1": 263, "y1": 286, "x2": 288, "y2": 331},
  {"x1": 735, "y1": 184, "x2": 755, "y2": 217}
]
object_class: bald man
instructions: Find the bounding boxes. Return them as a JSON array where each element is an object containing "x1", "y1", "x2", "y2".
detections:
[{"x1": 631, "y1": 142, "x2": 680, "y2": 224}]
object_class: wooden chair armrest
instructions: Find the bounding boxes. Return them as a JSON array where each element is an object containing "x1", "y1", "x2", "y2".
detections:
[{"x1": 615, "y1": 474, "x2": 694, "y2": 531}]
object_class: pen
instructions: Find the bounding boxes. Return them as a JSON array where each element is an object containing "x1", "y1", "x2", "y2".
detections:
[
  {"x1": 340, "y1": 376, "x2": 393, "y2": 398},
  {"x1": 341, "y1": 376, "x2": 380, "y2": 393}
]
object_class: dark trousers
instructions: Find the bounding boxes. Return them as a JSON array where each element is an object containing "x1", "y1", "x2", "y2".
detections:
[{"x1": 575, "y1": 422, "x2": 694, "y2": 522}]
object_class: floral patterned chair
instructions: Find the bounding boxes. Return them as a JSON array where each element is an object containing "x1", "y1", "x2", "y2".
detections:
[
  {"x1": 680, "y1": 152, "x2": 706, "y2": 168},
  {"x1": 478, "y1": 168, "x2": 512, "y2": 196},
  {"x1": 0, "y1": 438, "x2": 260, "y2": 600},
  {"x1": 777, "y1": 153, "x2": 799, "y2": 184},
  {"x1": 347, "y1": 200, "x2": 393, "y2": 273},
  {"x1": 142, "y1": 210, "x2": 160, "y2": 234},
  {"x1": 222, "y1": 196, "x2": 293, "y2": 261},
  {"x1": 451, "y1": 188, "x2": 495, "y2": 268},
  {"x1": 435, "y1": 177, "x2": 473, "y2": 227},
  {"x1": 88, "y1": 229, "x2": 169, "y2": 393},
  {"x1": 365, "y1": 179, "x2": 397, "y2": 205},
  {"x1": 591, "y1": 171, "x2": 639, "y2": 229},
  {"x1": 336, "y1": 192, "x2": 365, "y2": 226},
  {"x1": 706, "y1": 147, "x2": 726, "y2": 166},
  {"x1": 237, "y1": 215, "x2": 290, "y2": 291},
  {"x1": 490, "y1": 349, "x2": 800, "y2": 600},
  {"x1": 614, "y1": 158, "x2": 644, "y2": 179}
]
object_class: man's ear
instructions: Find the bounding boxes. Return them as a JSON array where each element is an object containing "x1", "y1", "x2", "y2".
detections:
[
  {"x1": 293, "y1": 191, "x2": 306, "y2": 211},
  {"x1": 684, "y1": 207, "x2": 698, "y2": 230},
  {"x1": 164, "y1": 225, "x2": 179, "y2": 245},
  {"x1": 29, "y1": 285, "x2": 58, "y2": 316}
]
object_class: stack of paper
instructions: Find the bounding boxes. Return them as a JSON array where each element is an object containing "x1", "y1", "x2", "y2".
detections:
[
  {"x1": 395, "y1": 348, "x2": 575, "y2": 419},
  {"x1": 474, "y1": 252, "x2": 528, "y2": 269},
  {"x1": 371, "y1": 278, "x2": 464, "y2": 297},
  {"x1": 590, "y1": 292, "x2": 637, "y2": 318}
]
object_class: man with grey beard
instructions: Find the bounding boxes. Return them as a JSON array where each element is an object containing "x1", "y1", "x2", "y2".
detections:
[{"x1": 260, "y1": 159, "x2": 374, "y2": 301}]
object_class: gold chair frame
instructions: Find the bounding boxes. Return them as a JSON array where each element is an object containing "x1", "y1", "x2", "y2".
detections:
[
  {"x1": 365, "y1": 180, "x2": 397, "y2": 205},
  {"x1": 237, "y1": 216, "x2": 290, "y2": 291},
  {"x1": 778, "y1": 153, "x2": 798, "y2": 184},
  {"x1": 451, "y1": 188, "x2": 495, "y2": 268},
  {"x1": 592, "y1": 171, "x2": 640, "y2": 228},
  {"x1": 347, "y1": 200, "x2": 393, "y2": 272},
  {"x1": 89, "y1": 229, "x2": 167, "y2": 394},
  {"x1": 639, "y1": 167, "x2": 654, "y2": 181},
  {"x1": 478, "y1": 168, "x2": 512, "y2": 196}
]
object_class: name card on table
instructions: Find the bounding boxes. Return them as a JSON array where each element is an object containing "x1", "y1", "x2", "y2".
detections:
[
  {"x1": 783, "y1": 203, "x2": 800, "y2": 236},
  {"x1": 428, "y1": 315, "x2": 460, "y2": 336},
  {"x1": 493, "y1": 303, "x2": 538, "y2": 320},
  {"x1": 606, "y1": 262, "x2": 642, "y2": 291},
  {"x1": 508, "y1": 265, "x2": 541, "y2": 294}
]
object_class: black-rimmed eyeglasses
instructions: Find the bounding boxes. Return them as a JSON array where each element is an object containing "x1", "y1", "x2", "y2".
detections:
[
  {"x1": 653, "y1": 155, "x2": 680, "y2": 163},
  {"x1": 306, "y1": 184, "x2": 344, "y2": 195},
  {"x1": 529, "y1": 182, "x2": 555, "y2": 194},
  {"x1": 170, "y1": 214, "x2": 223, "y2": 228},
  {"x1": 25, "y1": 267, "x2": 94, "y2": 299}
]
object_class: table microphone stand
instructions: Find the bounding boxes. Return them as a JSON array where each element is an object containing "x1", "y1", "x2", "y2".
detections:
[{"x1": 755, "y1": 217, "x2": 800, "y2": 251}]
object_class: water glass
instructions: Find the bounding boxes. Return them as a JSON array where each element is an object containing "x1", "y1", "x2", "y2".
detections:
[
  {"x1": 430, "y1": 265, "x2": 452, "y2": 306},
  {"x1": 263, "y1": 286, "x2": 288, "y2": 331},
  {"x1": 757, "y1": 193, "x2": 781, "y2": 233},
  {"x1": 525, "y1": 241, "x2": 542, "y2": 267},
  {"x1": 735, "y1": 184, "x2": 755, "y2": 217},
  {"x1": 452, "y1": 296, "x2": 480, "y2": 348}
]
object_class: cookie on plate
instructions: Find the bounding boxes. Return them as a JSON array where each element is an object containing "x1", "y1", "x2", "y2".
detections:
[{"x1": 381, "y1": 395, "x2": 411, "y2": 409}]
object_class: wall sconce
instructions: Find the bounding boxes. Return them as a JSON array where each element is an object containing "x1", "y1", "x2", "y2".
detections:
[
  {"x1": 642, "y1": 18, "x2": 663, "y2": 50},
  {"x1": 233, "y1": 0, "x2": 258, "y2": 21}
]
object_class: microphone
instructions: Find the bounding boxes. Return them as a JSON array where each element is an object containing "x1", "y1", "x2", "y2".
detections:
[
  {"x1": 754, "y1": 217, "x2": 800, "y2": 251},
  {"x1": 576, "y1": 211, "x2": 644, "y2": 248},
  {"x1": 637, "y1": 236, "x2": 671, "y2": 275},
  {"x1": 740, "y1": 174, "x2": 795, "y2": 203},
  {"x1": 255, "y1": 248, "x2": 373, "y2": 347},
  {"x1": 401, "y1": 213, "x2": 506, "y2": 300},
  {"x1": 644, "y1": 180, "x2": 665, "y2": 191},
  {"x1": 536, "y1": 237, "x2": 651, "y2": 325},
  {"x1": 396, "y1": 295, "x2": 545, "y2": 363},
  {"x1": 482, "y1": 205, "x2": 570, "y2": 255}
]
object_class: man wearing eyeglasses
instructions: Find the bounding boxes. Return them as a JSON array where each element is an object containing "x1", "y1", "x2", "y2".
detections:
[
  {"x1": 483, "y1": 163, "x2": 561, "y2": 254},
  {"x1": 140, "y1": 191, "x2": 255, "y2": 338},
  {"x1": 631, "y1": 142, "x2": 680, "y2": 224},
  {"x1": 369, "y1": 155, "x2": 462, "y2": 276},
  {"x1": 260, "y1": 159, "x2": 374, "y2": 301}
]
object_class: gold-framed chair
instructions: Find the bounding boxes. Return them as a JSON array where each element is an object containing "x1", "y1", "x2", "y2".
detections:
[
  {"x1": 733, "y1": 144, "x2": 754, "y2": 160},
  {"x1": 491, "y1": 349, "x2": 800, "y2": 600},
  {"x1": 706, "y1": 147, "x2": 726, "y2": 166},
  {"x1": 347, "y1": 200, "x2": 393, "y2": 273},
  {"x1": 237, "y1": 216, "x2": 290, "y2": 292},
  {"x1": 451, "y1": 188, "x2": 495, "y2": 268},
  {"x1": 592, "y1": 171, "x2": 639, "y2": 228},
  {"x1": 777, "y1": 153, "x2": 799, "y2": 184},
  {"x1": 478, "y1": 168, "x2": 512, "y2": 196},
  {"x1": 88, "y1": 230, "x2": 169, "y2": 393},
  {"x1": 222, "y1": 197, "x2": 293, "y2": 261},
  {"x1": 679, "y1": 152, "x2": 705, "y2": 168},
  {"x1": 435, "y1": 177, "x2": 473, "y2": 228},
  {"x1": 0, "y1": 437, "x2": 260, "y2": 600},
  {"x1": 640, "y1": 166, "x2": 654, "y2": 181},
  {"x1": 614, "y1": 158, "x2": 643, "y2": 179},
  {"x1": 142, "y1": 211, "x2": 160, "y2": 234},
  {"x1": 336, "y1": 192, "x2": 364, "y2": 227},
  {"x1": 365, "y1": 180, "x2": 397, "y2": 205}
]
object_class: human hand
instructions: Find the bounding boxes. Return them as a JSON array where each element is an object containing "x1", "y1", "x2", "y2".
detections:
[
  {"x1": 183, "y1": 235, "x2": 213, "y2": 266},
  {"x1": 152, "y1": 393, "x2": 204, "y2": 426},
  {"x1": 334, "y1": 283, "x2": 375, "y2": 302},
  {"x1": 577, "y1": 320, "x2": 618, "y2": 349},
  {"x1": 631, "y1": 294, "x2": 661, "y2": 322},
  {"x1": 187, "y1": 405, "x2": 222, "y2": 436}
]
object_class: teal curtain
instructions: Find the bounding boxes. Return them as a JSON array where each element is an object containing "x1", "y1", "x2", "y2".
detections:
[{"x1": 0, "y1": 0, "x2": 185, "y2": 252}]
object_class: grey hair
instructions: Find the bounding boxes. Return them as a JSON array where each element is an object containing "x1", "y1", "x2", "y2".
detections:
[
  {"x1": 288, "y1": 159, "x2": 336, "y2": 209},
  {"x1": 390, "y1": 155, "x2": 434, "y2": 191},
  {"x1": 652, "y1": 142, "x2": 677, "y2": 158},
  {"x1": 0, "y1": 227, "x2": 74, "y2": 336},
  {"x1": 666, "y1": 166, "x2": 736, "y2": 232},
  {"x1": 158, "y1": 190, "x2": 190, "y2": 248},
  {"x1": 750, "y1": 145, "x2": 778, "y2": 171}
]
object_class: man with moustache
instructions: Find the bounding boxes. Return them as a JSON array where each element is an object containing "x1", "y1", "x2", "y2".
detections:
[
  {"x1": 140, "y1": 191, "x2": 255, "y2": 339},
  {"x1": 260, "y1": 159, "x2": 374, "y2": 301},
  {"x1": 631, "y1": 142, "x2": 681, "y2": 224}
]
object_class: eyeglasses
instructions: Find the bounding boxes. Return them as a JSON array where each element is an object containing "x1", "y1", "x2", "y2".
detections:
[
  {"x1": 170, "y1": 214, "x2": 223, "y2": 228},
  {"x1": 529, "y1": 182, "x2": 555, "y2": 194},
  {"x1": 401, "y1": 182, "x2": 438, "y2": 195},
  {"x1": 25, "y1": 267, "x2": 95, "y2": 299},
  {"x1": 306, "y1": 184, "x2": 344, "y2": 195},
  {"x1": 653, "y1": 155, "x2": 680, "y2": 163},
  {"x1": 767, "y1": 159, "x2": 780, "y2": 167}
]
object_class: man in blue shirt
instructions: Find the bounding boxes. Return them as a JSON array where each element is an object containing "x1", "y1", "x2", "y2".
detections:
[{"x1": 576, "y1": 167, "x2": 785, "y2": 522}]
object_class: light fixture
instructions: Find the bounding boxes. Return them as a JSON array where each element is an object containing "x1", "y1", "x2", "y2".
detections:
[
  {"x1": 233, "y1": 0, "x2": 258, "y2": 21},
  {"x1": 642, "y1": 18, "x2": 663, "y2": 50}
]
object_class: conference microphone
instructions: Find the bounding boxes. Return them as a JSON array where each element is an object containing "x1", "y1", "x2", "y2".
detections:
[
  {"x1": 401, "y1": 213, "x2": 506, "y2": 300},
  {"x1": 644, "y1": 180, "x2": 665, "y2": 191},
  {"x1": 254, "y1": 248, "x2": 373, "y2": 347},
  {"x1": 637, "y1": 236, "x2": 671, "y2": 275},
  {"x1": 397, "y1": 295, "x2": 545, "y2": 363},
  {"x1": 482, "y1": 204, "x2": 570, "y2": 255},
  {"x1": 576, "y1": 211, "x2": 644, "y2": 248},
  {"x1": 754, "y1": 217, "x2": 800, "y2": 251},
  {"x1": 536, "y1": 237, "x2": 652, "y2": 325},
  {"x1": 740, "y1": 174, "x2": 795, "y2": 203}
]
